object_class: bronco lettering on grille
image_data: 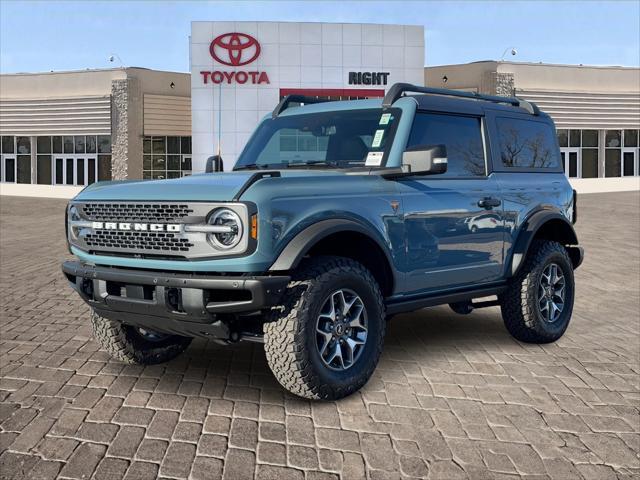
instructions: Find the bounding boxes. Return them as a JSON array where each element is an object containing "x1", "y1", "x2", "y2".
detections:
[{"x1": 91, "y1": 222, "x2": 182, "y2": 232}]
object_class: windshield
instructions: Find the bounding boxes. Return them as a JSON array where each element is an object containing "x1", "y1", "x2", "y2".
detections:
[{"x1": 234, "y1": 108, "x2": 401, "y2": 170}]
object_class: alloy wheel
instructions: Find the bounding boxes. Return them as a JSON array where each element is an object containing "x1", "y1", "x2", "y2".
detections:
[
  {"x1": 315, "y1": 289, "x2": 368, "y2": 371},
  {"x1": 537, "y1": 263, "x2": 566, "y2": 323}
]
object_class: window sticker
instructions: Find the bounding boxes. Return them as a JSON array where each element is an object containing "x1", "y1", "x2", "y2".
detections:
[
  {"x1": 379, "y1": 113, "x2": 392, "y2": 125},
  {"x1": 365, "y1": 151, "x2": 384, "y2": 166},
  {"x1": 372, "y1": 129, "x2": 385, "y2": 148}
]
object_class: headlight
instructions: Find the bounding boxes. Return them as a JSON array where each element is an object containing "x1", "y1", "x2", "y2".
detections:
[
  {"x1": 69, "y1": 205, "x2": 80, "y2": 221},
  {"x1": 68, "y1": 205, "x2": 81, "y2": 240},
  {"x1": 207, "y1": 208, "x2": 243, "y2": 249}
]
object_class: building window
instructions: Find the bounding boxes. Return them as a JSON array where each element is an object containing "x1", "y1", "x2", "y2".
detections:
[
  {"x1": 1, "y1": 136, "x2": 31, "y2": 184},
  {"x1": 605, "y1": 130, "x2": 621, "y2": 177},
  {"x1": 36, "y1": 135, "x2": 111, "y2": 185},
  {"x1": 143, "y1": 136, "x2": 192, "y2": 179},
  {"x1": 605, "y1": 129, "x2": 639, "y2": 177},
  {"x1": 622, "y1": 130, "x2": 639, "y2": 176},
  {"x1": 557, "y1": 129, "x2": 599, "y2": 178}
]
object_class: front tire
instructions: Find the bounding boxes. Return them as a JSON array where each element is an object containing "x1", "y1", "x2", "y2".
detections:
[
  {"x1": 91, "y1": 311, "x2": 192, "y2": 364},
  {"x1": 264, "y1": 256, "x2": 385, "y2": 400},
  {"x1": 500, "y1": 240, "x2": 575, "y2": 343}
]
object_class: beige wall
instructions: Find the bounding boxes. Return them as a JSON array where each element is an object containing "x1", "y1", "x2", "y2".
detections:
[
  {"x1": 0, "y1": 69, "x2": 126, "y2": 100},
  {"x1": 497, "y1": 62, "x2": 640, "y2": 93},
  {"x1": 425, "y1": 61, "x2": 640, "y2": 94},
  {"x1": 425, "y1": 61, "x2": 496, "y2": 91}
]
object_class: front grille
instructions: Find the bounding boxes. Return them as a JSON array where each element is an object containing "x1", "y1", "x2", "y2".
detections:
[
  {"x1": 81, "y1": 203, "x2": 194, "y2": 222},
  {"x1": 85, "y1": 230, "x2": 195, "y2": 252},
  {"x1": 69, "y1": 201, "x2": 249, "y2": 260}
]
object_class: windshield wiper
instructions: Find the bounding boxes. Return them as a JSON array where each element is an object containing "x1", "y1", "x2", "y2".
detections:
[
  {"x1": 235, "y1": 161, "x2": 339, "y2": 171},
  {"x1": 286, "y1": 161, "x2": 339, "y2": 169},
  {"x1": 234, "y1": 163, "x2": 288, "y2": 171}
]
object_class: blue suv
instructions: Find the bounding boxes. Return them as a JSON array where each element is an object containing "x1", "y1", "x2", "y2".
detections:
[{"x1": 63, "y1": 83, "x2": 583, "y2": 400}]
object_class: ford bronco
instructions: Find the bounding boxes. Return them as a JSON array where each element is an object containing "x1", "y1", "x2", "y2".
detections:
[{"x1": 63, "y1": 83, "x2": 583, "y2": 400}]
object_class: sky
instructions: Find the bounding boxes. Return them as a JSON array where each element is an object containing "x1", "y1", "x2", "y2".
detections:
[{"x1": 1, "y1": 1, "x2": 639, "y2": 74}]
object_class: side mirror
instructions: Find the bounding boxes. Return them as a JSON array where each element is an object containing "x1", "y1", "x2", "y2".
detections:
[
  {"x1": 206, "y1": 155, "x2": 224, "y2": 173},
  {"x1": 401, "y1": 144, "x2": 448, "y2": 175}
]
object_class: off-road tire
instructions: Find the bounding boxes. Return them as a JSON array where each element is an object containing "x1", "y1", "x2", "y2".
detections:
[
  {"x1": 91, "y1": 311, "x2": 192, "y2": 364},
  {"x1": 500, "y1": 240, "x2": 575, "y2": 343},
  {"x1": 264, "y1": 256, "x2": 385, "y2": 400}
]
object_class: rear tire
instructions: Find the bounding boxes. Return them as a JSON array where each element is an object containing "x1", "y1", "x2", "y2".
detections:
[
  {"x1": 91, "y1": 311, "x2": 192, "y2": 364},
  {"x1": 264, "y1": 256, "x2": 385, "y2": 400},
  {"x1": 500, "y1": 240, "x2": 575, "y2": 343}
]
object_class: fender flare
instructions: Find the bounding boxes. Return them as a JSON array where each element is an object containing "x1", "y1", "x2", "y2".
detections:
[
  {"x1": 508, "y1": 209, "x2": 580, "y2": 277},
  {"x1": 268, "y1": 218, "x2": 395, "y2": 274}
]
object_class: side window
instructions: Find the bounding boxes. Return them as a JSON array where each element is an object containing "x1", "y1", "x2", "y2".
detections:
[
  {"x1": 407, "y1": 113, "x2": 486, "y2": 177},
  {"x1": 497, "y1": 117, "x2": 560, "y2": 169}
]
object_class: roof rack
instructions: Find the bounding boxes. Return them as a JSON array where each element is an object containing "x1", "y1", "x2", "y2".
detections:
[
  {"x1": 272, "y1": 95, "x2": 333, "y2": 118},
  {"x1": 382, "y1": 82, "x2": 540, "y2": 115}
]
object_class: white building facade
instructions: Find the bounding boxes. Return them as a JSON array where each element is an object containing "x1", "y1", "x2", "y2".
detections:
[{"x1": 190, "y1": 21, "x2": 425, "y2": 171}]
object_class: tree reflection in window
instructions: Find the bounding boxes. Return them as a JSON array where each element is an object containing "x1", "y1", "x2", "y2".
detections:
[
  {"x1": 407, "y1": 113, "x2": 486, "y2": 177},
  {"x1": 497, "y1": 118, "x2": 560, "y2": 169}
]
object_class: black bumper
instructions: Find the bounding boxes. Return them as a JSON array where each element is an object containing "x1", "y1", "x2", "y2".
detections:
[{"x1": 62, "y1": 261, "x2": 289, "y2": 339}]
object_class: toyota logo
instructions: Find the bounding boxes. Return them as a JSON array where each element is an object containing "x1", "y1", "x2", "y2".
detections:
[{"x1": 209, "y1": 33, "x2": 261, "y2": 67}]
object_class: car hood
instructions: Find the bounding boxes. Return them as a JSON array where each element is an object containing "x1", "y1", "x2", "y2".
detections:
[{"x1": 73, "y1": 170, "x2": 345, "y2": 202}]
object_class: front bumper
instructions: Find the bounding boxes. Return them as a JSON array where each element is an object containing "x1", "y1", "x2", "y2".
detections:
[{"x1": 62, "y1": 261, "x2": 289, "y2": 339}]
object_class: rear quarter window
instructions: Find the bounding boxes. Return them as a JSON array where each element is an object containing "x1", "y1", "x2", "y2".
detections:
[{"x1": 496, "y1": 117, "x2": 560, "y2": 169}]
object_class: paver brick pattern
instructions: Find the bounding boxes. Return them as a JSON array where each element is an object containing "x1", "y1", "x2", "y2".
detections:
[{"x1": 1, "y1": 192, "x2": 639, "y2": 479}]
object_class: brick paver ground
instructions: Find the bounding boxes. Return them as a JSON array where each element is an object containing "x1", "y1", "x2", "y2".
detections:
[{"x1": 0, "y1": 192, "x2": 638, "y2": 480}]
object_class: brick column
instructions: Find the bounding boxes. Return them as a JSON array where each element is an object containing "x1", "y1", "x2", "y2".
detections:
[
  {"x1": 111, "y1": 79, "x2": 129, "y2": 180},
  {"x1": 480, "y1": 71, "x2": 515, "y2": 96},
  {"x1": 110, "y1": 77, "x2": 142, "y2": 180}
]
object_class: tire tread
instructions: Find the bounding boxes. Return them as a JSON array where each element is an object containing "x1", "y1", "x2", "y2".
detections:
[{"x1": 91, "y1": 311, "x2": 192, "y2": 365}]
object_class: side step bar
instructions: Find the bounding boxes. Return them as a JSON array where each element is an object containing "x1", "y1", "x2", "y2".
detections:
[{"x1": 385, "y1": 284, "x2": 506, "y2": 316}]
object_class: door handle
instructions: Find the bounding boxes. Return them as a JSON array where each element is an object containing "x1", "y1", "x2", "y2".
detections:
[{"x1": 478, "y1": 197, "x2": 501, "y2": 209}]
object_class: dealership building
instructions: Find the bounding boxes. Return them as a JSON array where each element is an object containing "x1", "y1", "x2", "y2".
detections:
[{"x1": 1, "y1": 20, "x2": 638, "y2": 196}]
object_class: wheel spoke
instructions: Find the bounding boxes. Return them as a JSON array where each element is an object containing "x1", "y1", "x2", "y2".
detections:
[
  {"x1": 334, "y1": 291, "x2": 347, "y2": 316},
  {"x1": 319, "y1": 295, "x2": 336, "y2": 321},
  {"x1": 539, "y1": 297, "x2": 549, "y2": 311},
  {"x1": 348, "y1": 304, "x2": 365, "y2": 328},
  {"x1": 343, "y1": 338, "x2": 356, "y2": 366},
  {"x1": 326, "y1": 342, "x2": 344, "y2": 368},
  {"x1": 541, "y1": 270, "x2": 551, "y2": 286},
  {"x1": 316, "y1": 328, "x2": 332, "y2": 356},
  {"x1": 343, "y1": 294, "x2": 359, "y2": 316}
]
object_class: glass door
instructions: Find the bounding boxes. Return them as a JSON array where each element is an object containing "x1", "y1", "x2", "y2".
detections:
[
  {"x1": 622, "y1": 148, "x2": 637, "y2": 176},
  {"x1": 53, "y1": 156, "x2": 97, "y2": 185},
  {"x1": 560, "y1": 148, "x2": 580, "y2": 178},
  {"x1": 1, "y1": 155, "x2": 17, "y2": 183}
]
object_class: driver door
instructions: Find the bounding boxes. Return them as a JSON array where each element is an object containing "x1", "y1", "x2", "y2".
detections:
[{"x1": 396, "y1": 111, "x2": 505, "y2": 295}]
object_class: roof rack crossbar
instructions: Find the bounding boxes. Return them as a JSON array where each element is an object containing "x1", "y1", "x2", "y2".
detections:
[
  {"x1": 272, "y1": 95, "x2": 333, "y2": 118},
  {"x1": 382, "y1": 83, "x2": 539, "y2": 115}
]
